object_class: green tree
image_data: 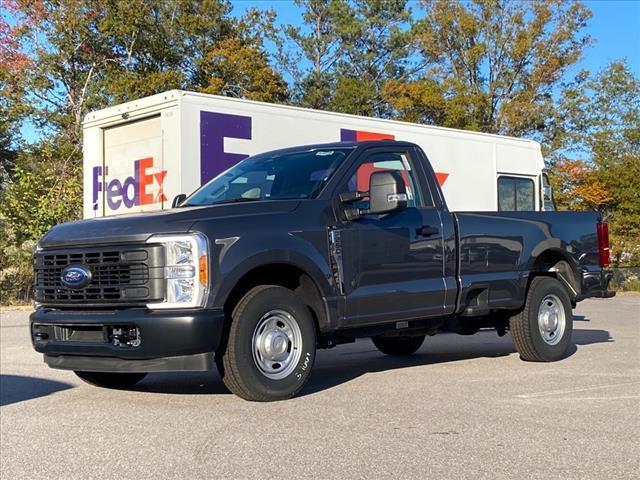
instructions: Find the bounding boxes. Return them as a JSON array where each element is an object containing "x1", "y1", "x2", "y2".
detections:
[
  {"x1": 553, "y1": 61, "x2": 640, "y2": 266},
  {"x1": 100, "y1": 0, "x2": 287, "y2": 102},
  {"x1": 281, "y1": 0, "x2": 413, "y2": 116},
  {"x1": 385, "y1": 0, "x2": 592, "y2": 137}
]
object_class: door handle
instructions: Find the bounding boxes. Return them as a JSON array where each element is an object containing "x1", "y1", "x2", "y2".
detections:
[{"x1": 417, "y1": 225, "x2": 439, "y2": 237}]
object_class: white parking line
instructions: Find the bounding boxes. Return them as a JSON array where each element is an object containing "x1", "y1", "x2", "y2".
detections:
[{"x1": 515, "y1": 381, "x2": 639, "y2": 399}]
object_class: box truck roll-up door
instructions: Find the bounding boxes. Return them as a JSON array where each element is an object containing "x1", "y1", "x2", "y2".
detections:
[{"x1": 100, "y1": 115, "x2": 164, "y2": 216}]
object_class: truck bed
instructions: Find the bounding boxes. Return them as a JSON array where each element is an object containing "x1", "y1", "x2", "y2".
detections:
[{"x1": 453, "y1": 210, "x2": 608, "y2": 314}]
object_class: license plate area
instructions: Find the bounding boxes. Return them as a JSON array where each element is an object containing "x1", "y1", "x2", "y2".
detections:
[{"x1": 53, "y1": 325, "x2": 106, "y2": 343}]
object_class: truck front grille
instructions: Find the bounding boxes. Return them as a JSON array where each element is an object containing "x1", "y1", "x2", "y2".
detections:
[{"x1": 34, "y1": 245, "x2": 165, "y2": 307}]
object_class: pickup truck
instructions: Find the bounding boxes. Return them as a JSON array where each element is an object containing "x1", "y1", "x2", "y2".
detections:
[{"x1": 31, "y1": 141, "x2": 615, "y2": 401}]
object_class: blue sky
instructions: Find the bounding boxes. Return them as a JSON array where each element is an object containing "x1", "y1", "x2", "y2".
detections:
[{"x1": 232, "y1": 0, "x2": 640, "y2": 76}]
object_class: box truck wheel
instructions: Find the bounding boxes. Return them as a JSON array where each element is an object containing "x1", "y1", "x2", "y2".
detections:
[
  {"x1": 219, "y1": 285, "x2": 316, "y2": 401},
  {"x1": 509, "y1": 276, "x2": 573, "y2": 362},
  {"x1": 372, "y1": 335, "x2": 425, "y2": 356},
  {"x1": 75, "y1": 371, "x2": 147, "y2": 389}
]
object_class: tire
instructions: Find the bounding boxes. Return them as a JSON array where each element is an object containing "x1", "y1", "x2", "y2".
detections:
[
  {"x1": 218, "y1": 285, "x2": 316, "y2": 402},
  {"x1": 372, "y1": 335, "x2": 425, "y2": 356},
  {"x1": 509, "y1": 276, "x2": 573, "y2": 362},
  {"x1": 75, "y1": 371, "x2": 147, "y2": 389}
]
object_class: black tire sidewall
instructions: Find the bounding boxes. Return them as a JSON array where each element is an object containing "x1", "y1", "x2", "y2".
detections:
[
  {"x1": 230, "y1": 287, "x2": 316, "y2": 399},
  {"x1": 527, "y1": 277, "x2": 573, "y2": 361}
]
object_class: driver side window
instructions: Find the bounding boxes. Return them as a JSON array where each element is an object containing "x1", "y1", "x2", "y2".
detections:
[{"x1": 347, "y1": 151, "x2": 422, "y2": 209}]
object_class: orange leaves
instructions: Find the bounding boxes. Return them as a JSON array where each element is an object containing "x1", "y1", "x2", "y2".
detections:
[{"x1": 549, "y1": 159, "x2": 612, "y2": 211}]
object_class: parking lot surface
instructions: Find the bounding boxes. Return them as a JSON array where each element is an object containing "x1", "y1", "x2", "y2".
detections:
[{"x1": 1, "y1": 296, "x2": 638, "y2": 479}]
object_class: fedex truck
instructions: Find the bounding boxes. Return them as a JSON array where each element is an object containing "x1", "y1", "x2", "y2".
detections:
[{"x1": 82, "y1": 90, "x2": 553, "y2": 218}]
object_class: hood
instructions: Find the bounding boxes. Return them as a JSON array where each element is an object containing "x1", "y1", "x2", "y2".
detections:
[{"x1": 39, "y1": 200, "x2": 300, "y2": 248}]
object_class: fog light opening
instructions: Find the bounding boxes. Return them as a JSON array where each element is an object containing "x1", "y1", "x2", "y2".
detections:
[{"x1": 108, "y1": 326, "x2": 141, "y2": 347}]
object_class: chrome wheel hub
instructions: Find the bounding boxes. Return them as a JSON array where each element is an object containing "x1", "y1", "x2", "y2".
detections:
[
  {"x1": 252, "y1": 309, "x2": 302, "y2": 380},
  {"x1": 538, "y1": 294, "x2": 566, "y2": 346}
]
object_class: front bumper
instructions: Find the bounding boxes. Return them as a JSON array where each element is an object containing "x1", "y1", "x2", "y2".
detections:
[{"x1": 30, "y1": 308, "x2": 225, "y2": 372}]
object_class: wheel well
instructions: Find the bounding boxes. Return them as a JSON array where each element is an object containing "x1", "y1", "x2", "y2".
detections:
[
  {"x1": 223, "y1": 264, "x2": 326, "y2": 333},
  {"x1": 530, "y1": 250, "x2": 579, "y2": 301}
]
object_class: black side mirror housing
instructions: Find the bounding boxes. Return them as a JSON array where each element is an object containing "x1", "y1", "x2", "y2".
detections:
[
  {"x1": 172, "y1": 194, "x2": 187, "y2": 208},
  {"x1": 368, "y1": 170, "x2": 407, "y2": 214}
]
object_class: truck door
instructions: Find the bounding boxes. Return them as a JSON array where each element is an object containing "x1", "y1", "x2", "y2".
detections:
[{"x1": 337, "y1": 147, "x2": 447, "y2": 326}]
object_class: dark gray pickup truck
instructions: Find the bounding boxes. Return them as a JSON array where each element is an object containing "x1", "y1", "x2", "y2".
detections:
[{"x1": 31, "y1": 141, "x2": 614, "y2": 401}]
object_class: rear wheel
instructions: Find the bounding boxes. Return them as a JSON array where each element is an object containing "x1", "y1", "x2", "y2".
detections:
[
  {"x1": 372, "y1": 335, "x2": 425, "y2": 356},
  {"x1": 509, "y1": 276, "x2": 573, "y2": 362},
  {"x1": 75, "y1": 371, "x2": 147, "y2": 389},
  {"x1": 218, "y1": 285, "x2": 316, "y2": 401}
]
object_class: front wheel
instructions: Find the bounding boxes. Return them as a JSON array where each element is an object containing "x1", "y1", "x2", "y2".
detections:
[
  {"x1": 509, "y1": 276, "x2": 573, "y2": 362},
  {"x1": 75, "y1": 371, "x2": 147, "y2": 389},
  {"x1": 218, "y1": 285, "x2": 316, "y2": 401},
  {"x1": 372, "y1": 335, "x2": 425, "y2": 356}
]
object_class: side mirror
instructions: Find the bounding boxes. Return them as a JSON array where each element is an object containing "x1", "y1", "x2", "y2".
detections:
[
  {"x1": 368, "y1": 170, "x2": 407, "y2": 214},
  {"x1": 172, "y1": 193, "x2": 187, "y2": 208},
  {"x1": 543, "y1": 185, "x2": 553, "y2": 202}
]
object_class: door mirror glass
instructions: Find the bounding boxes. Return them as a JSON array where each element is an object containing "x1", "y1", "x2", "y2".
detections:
[
  {"x1": 368, "y1": 170, "x2": 407, "y2": 214},
  {"x1": 172, "y1": 193, "x2": 187, "y2": 208}
]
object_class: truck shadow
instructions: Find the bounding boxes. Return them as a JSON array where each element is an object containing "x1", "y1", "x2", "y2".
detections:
[
  {"x1": 133, "y1": 325, "x2": 612, "y2": 397},
  {"x1": 300, "y1": 326, "x2": 613, "y2": 397},
  {"x1": 0, "y1": 374, "x2": 74, "y2": 406},
  {"x1": 133, "y1": 371, "x2": 231, "y2": 395}
]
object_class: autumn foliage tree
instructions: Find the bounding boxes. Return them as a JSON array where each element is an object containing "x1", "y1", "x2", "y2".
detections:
[
  {"x1": 385, "y1": 0, "x2": 592, "y2": 137},
  {"x1": 552, "y1": 61, "x2": 640, "y2": 266}
]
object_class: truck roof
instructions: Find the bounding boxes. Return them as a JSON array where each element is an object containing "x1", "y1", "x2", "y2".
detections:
[{"x1": 249, "y1": 140, "x2": 418, "y2": 158}]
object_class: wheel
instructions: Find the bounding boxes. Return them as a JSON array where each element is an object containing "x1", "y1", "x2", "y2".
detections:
[
  {"x1": 372, "y1": 335, "x2": 425, "y2": 356},
  {"x1": 218, "y1": 285, "x2": 317, "y2": 401},
  {"x1": 509, "y1": 276, "x2": 573, "y2": 362},
  {"x1": 75, "y1": 371, "x2": 147, "y2": 389}
]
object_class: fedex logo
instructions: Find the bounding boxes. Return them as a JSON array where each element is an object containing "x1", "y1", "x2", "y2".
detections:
[{"x1": 93, "y1": 157, "x2": 167, "y2": 211}]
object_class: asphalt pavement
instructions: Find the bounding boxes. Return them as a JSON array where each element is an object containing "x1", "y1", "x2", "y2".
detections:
[{"x1": 1, "y1": 296, "x2": 638, "y2": 479}]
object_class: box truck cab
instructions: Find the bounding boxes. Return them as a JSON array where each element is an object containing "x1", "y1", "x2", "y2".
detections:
[{"x1": 83, "y1": 90, "x2": 551, "y2": 218}]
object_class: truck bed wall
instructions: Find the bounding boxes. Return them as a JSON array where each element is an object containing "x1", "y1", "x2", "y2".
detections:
[{"x1": 453, "y1": 211, "x2": 601, "y2": 311}]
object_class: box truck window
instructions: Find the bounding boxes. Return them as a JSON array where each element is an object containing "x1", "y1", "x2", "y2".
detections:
[
  {"x1": 498, "y1": 176, "x2": 535, "y2": 211},
  {"x1": 348, "y1": 152, "x2": 422, "y2": 208}
]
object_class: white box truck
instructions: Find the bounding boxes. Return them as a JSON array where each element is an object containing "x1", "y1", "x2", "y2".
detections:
[{"x1": 82, "y1": 90, "x2": 552, "y2": 218}]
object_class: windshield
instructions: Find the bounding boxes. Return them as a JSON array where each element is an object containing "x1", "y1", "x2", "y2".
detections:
[{"x1": 184, "y1": 147, "x2": 353, "y2": 206}]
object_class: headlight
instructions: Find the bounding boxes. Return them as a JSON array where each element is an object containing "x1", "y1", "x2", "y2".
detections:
[{"x1": 146, "y1": 233, "x2": 209, "y2": 309}]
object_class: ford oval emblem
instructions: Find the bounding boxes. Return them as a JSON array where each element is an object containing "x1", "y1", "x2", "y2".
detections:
[{"x1": 60, "y1": 265, "x2": 92, "y2": 289}]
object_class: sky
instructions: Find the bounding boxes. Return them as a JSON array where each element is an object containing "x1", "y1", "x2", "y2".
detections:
[{"x1": 231, "y1": 0, "x2": 640, "y2": 76}]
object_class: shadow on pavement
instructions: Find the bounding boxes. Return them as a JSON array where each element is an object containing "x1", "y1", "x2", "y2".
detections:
[
  {"x1": 133, "y1": 371, "x2": 231, "y2": 395},
  {"x1": 0, "y1": 374, "x2": 74, "y2": 407},
  {"x1": 132, "y1": 324, "x2": 612, "y2": 398},
  {"x1": 300, "y1": 326, "x2": 613, "y2": 397}
]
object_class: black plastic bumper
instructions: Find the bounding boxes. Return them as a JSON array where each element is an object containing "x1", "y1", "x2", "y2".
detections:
[
  {"x1": 30, "y1": 308, "x2": 225, "y2": 372},
  {"x1": 578, "y1": 268, "x2": 616, "y2": 301}
]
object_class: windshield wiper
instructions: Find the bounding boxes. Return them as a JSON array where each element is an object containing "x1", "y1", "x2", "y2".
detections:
[{"x1": 210, "y1": 197, "x2": 262, "y2": 205}]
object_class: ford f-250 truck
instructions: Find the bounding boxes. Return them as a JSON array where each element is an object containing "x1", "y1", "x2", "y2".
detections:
[{"x1": 31, "y1": 141, "x2": 614, "y2": 401}]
